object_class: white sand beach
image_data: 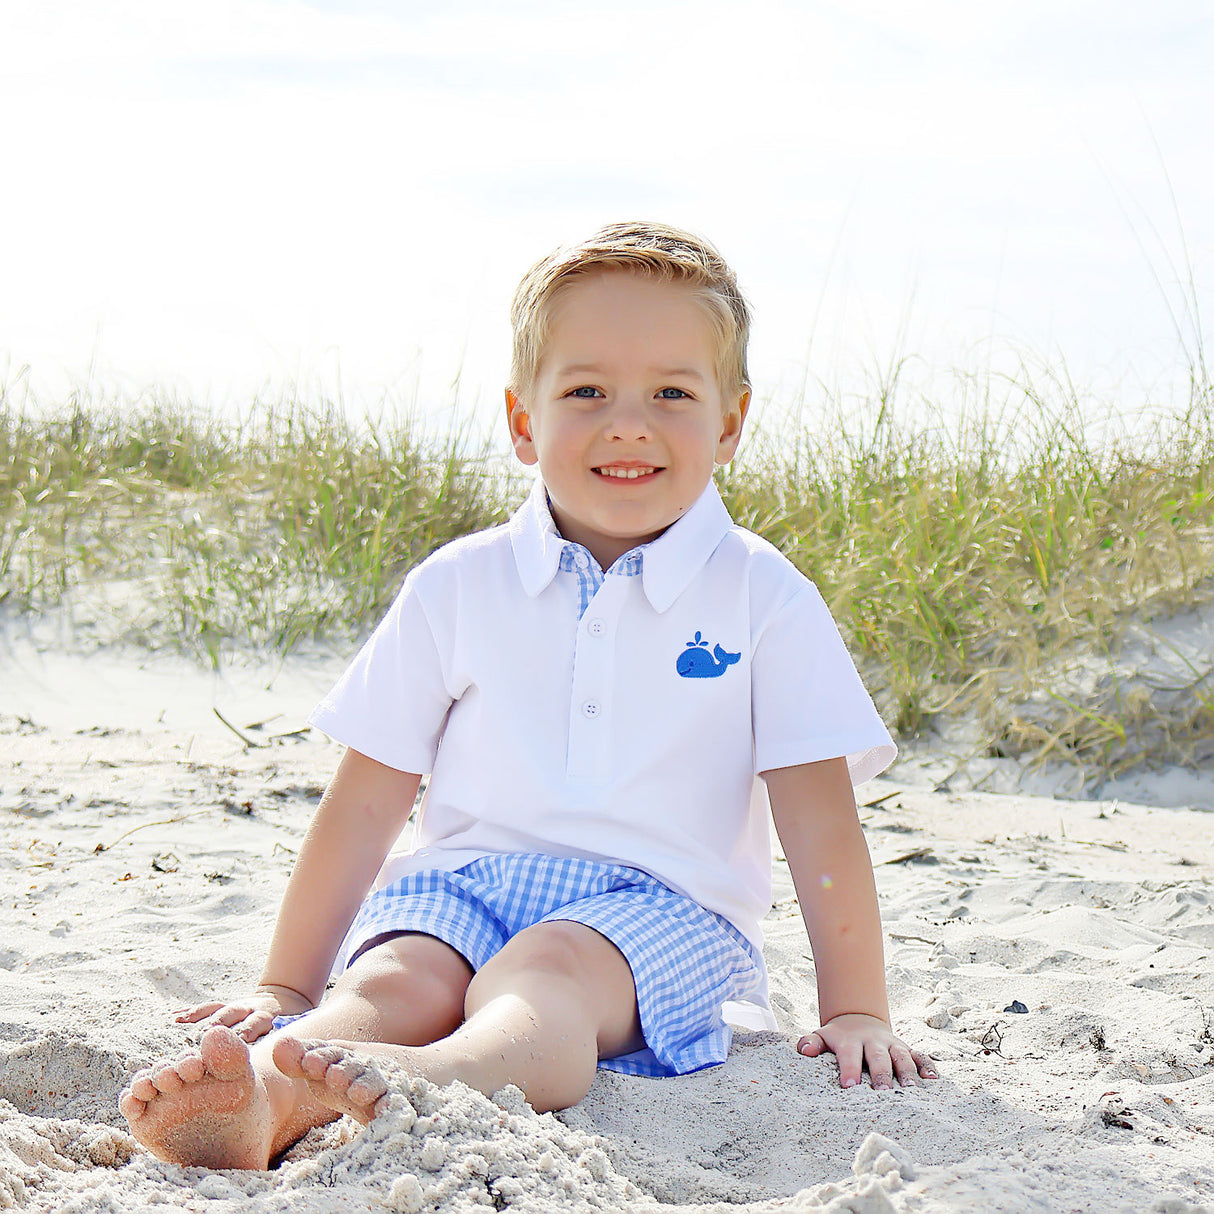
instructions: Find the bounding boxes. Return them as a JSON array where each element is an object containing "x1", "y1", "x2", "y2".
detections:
[{"x1": 2, "y1": 635, "x2": 1213, "y2": 1213}]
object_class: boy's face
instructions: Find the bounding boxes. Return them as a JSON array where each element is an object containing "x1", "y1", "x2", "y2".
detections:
[{"x1": 506, "y1": 271, "x2": 749, "y2": 570}]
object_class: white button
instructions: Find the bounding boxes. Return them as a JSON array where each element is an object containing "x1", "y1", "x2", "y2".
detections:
[
  {"x1": 587, "y1": 618, "x2": 606, "y2": 636},
  {"x1": 581, "y1": 699, "x2": 601, "y2": 719}
]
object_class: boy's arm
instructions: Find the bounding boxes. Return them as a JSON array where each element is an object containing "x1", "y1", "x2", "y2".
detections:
[
  {"x1": 763, "y1": 757, "x2": 936, "y2": 1088},
  {"x1": 175, "y1": 747, "x2": 420, "y2": 1040}
]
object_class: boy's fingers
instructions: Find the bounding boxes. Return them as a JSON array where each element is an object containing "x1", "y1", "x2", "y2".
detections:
[
  {"x1": 208, "y1": 1005, "x2": 256, "y2": 1030},
  {"x1": 890, "y1": 1046, "x2": 921, "y2": 1087},
  {"x1": 835, "y1": 1041, "x2": 864, "y2": 1088},
  {"x1": 797, "y1": 1032, "x2": 826, "y2": 1057},
  {"x1": 863, "y1": 1042, "x2": 895, "y2": 1090},
  {"x1": 912, "y1": 1050, "x2": 938, "y2": 1079},
  {"x1": 173, "y1": 1002, "x2": 222, "y2": 1023},
  {"x1": 237, "y1": 1012, "x2": 275, "y2": 1042}
]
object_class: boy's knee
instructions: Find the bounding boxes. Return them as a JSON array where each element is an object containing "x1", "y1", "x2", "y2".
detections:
[
  {"x1": 467, "y1": 921, "x2": 642, "y2": 1058},
  {"x1": 341, "y1": 937, "x2": 471, "y2": 1036},
  {"x1": 470, "y1": 920, "x2": 626, "y2": 997}
]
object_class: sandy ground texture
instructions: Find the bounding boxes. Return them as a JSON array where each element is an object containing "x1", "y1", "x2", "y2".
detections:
[{"x1": 2, "y1": 641, "x2": 1213, "y2": 1213}]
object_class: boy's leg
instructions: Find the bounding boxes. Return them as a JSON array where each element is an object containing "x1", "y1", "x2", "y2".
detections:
[
  {"x1": 275, "y1": 919, "x2": 642, "y2": 1116},
  {"x1": 120, "y1": 933, "x2": 472, "y2": 1169}
]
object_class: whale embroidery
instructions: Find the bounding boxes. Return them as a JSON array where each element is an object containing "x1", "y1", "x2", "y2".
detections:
[{"x1": 676, "y1": 632, "x2": 741, "y2": 679}]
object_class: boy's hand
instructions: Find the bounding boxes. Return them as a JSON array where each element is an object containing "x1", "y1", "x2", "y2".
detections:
[
  {"x1": 172, "y1": 984, "x2": 314, "y2": 1042},
  {"x1": 797, "y1": 1013, "x2": 937, "y2": 1089}
]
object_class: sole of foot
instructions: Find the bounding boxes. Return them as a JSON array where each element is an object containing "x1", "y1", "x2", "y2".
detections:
[
  {"x1": 272, "y1": 1037, "x2": 393, "y2": 1125},
  {"x1": 119, "y1": 1025, "x2": 272, "y2": 1170}
]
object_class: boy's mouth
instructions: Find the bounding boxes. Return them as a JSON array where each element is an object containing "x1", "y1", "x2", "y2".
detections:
[{"x1": 593, "y1": 465, "x2": 662, "y2": 480}]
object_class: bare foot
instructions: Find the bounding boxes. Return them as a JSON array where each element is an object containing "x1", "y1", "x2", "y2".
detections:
[
  {"x1": 272, "y1": 1037, "x2": 397, "y2": 1125},
  {"x1": 119, "y1": 1026, "x2": 276, "y2": 1169}
]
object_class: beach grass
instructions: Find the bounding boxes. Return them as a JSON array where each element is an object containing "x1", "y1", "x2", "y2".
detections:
[
  {"x1": 3, "y1": 367, "x2": 1212, "y2": 778},
  {"x1": 721, "y1": 361, "x2": 1214, "y2": 776},
  {"x1": 0, "y1": 392, "x2": 516, "y2": 662}
]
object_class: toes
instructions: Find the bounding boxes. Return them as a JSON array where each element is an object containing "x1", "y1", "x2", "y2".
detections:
[
  {"x1": 300, "y1": 1046, "x2": 350, "y2": 1083},
  {"x1": 274, "y1": 1037, "x2": 369, "y2": 1097},
  {"x1": 269, "y1": 1035, "x2": 307, "y2": 1079},
  {"x1": 118, "y1": 1089, "x2": 146, "y2": 1121},
  {"x1": 271, "y1": 1036, "x2": 333, "y2": 1080},
  {"x1": 152, "y1": 1066, "x2": 185, "y2": 1095},
  {"x1": 176, "y1": 1054, "x2": 206, "y2": 1084},
  {"x1": 129, "y1": 1073, "x2": 160, "y2": 1102},
  {"x1": 318, "y1": 1056, "x2": 361, "y2": 1095},
  {"x1": 198, "y1": 1025, "x2": 253, "y2": 1080},
  {"x1": 270, "y1": 1037, "x2": 388, "y2": 1112},
  {"x1": 346, "y1": 1066, "x2": 389, "y2": 1108},
  {"x1": 122, "y1": 1045, "x2": 221, "y2": 1107},
  {"x1": 318, "y1": 1055, "x2": 389, "y2": 1109}
]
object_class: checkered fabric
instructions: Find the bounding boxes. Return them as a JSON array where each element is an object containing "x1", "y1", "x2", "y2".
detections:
[
  {"x1": 557, "y1": 543, "x2": 644, "y2": 619},
  {"x1": 281, "y1": 854, "x2": 763, "y2": 1077}
]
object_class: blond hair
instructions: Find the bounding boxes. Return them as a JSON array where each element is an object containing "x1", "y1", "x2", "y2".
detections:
[{"x1": 508, "y1": 221, "x2": 751, "y2": 397}]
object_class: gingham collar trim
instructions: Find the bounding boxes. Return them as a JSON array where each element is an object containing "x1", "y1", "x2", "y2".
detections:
[{"x1": 508, "y1": 475, "x2": 733, "y2": 613}]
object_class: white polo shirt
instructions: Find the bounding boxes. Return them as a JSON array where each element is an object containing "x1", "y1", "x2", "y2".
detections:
[{"x1": 311, "y1": 476, "x2": 895, "y2": 960}]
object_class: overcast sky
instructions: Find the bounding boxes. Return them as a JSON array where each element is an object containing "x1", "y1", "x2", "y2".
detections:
[{"x1": 2, "y1": 1, "x2": 1211, "y2": 436}]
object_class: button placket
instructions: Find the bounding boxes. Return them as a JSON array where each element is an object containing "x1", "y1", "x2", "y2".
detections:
[{"x1": 565, "y1": 579, "x2": 624, "y2": 780}]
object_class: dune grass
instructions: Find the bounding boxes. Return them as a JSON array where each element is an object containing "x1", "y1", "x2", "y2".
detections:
[
  {"x1": 3, "y1": 367, "x2": 1212, "y2": 779},
  {"x1": 721, "y1": 359, "x2": 1214, "y2": 775},
  {"x1": 0, "y1": 392, "x2": 516, "y2": 662}
]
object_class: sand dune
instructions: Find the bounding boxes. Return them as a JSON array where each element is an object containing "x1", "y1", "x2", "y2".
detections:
[{"x1": 2, "y1": 644, "x2": 1212, "y2": 1212}]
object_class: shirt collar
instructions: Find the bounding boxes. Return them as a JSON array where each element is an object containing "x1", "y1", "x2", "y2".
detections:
[{"x1": 508, "y1": 475, "x2": 733, "y2": 613}]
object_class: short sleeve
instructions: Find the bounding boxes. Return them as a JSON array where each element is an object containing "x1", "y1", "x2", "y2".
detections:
[
  {"x1": 308, "y1": 570, "x2": 454, "y2": 774},
  {"x1": 751, "y1": 583, "x2": 896, "y2": 784}
]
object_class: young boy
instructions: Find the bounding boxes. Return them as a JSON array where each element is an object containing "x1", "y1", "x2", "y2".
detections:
[{"x1": 120, "y1": 222, "x2": 935, "y2": 1171}]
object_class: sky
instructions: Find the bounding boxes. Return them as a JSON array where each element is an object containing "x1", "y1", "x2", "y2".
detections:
[{"x1": 2, "y1": 0, "x2": 1211, "y2": 439}]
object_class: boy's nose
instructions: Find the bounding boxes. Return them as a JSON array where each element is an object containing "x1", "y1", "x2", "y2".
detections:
[{"x1": 604, "y1": 398, "x2": 652, "y2": 441}]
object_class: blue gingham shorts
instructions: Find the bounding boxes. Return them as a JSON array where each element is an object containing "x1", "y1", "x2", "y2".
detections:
[{"x1": 279, "y1": 853, "x2": 764, "y2": 1077}]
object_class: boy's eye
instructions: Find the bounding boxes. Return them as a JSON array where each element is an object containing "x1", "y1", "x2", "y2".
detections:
[
  {"x1": 566, "y1": 386, "x2": 602, "y2": 399},
  {"x1": 657, "y1": 388, "x2": 689, "y2": 400}
]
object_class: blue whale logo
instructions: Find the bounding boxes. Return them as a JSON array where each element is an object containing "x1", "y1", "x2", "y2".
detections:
[{"x1": 676, "y1": 631, "x2": 741, "y2": 679}]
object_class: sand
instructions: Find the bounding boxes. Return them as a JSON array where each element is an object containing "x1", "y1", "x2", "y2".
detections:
[{"x1": 2, "y1": 635, "x2": 1213, "y2": 1212}]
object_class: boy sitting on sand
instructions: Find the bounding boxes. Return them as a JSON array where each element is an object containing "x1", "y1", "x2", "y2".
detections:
[{"x1": 120, "y1": 222, "x2": 935, "y2": 1170}]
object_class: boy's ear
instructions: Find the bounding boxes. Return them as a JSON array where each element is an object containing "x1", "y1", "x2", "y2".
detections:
[
  {"x1": 715, "y1": 389, "x2": 751, "y2": 465},
  {"x1": 505, "y1": 388, "x2": 538, "y2": 466}
]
